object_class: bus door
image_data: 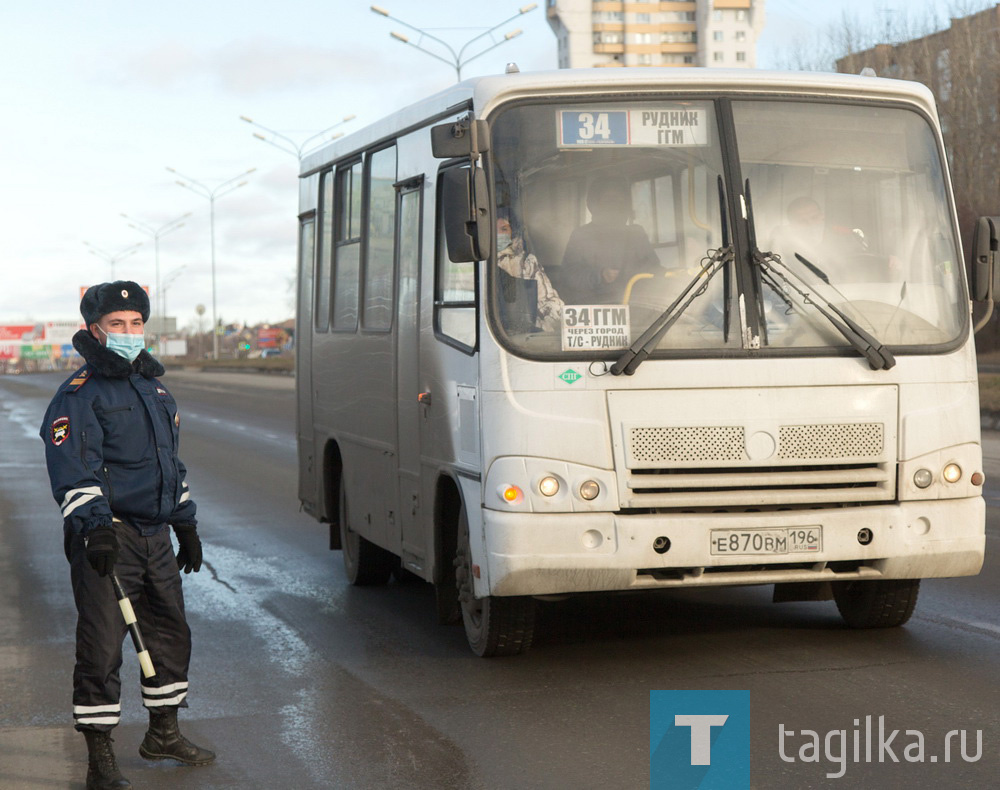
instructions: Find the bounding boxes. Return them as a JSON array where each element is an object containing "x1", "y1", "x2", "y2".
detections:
[
  {"x1": 394, "y1": 177, "x2": 426, "y2": 572},
  {"x1": 296, "y1": 215, "x2": 316, "y2": 510}
]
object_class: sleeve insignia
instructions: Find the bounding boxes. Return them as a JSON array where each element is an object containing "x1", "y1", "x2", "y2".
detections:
[{"x1": 51, "y1": 417, "x2": 70, "y2": 446}]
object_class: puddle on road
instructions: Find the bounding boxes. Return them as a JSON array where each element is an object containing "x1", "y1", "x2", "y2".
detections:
[{"x1": 183, "y1": 543, "x2": 479, "y2": 789}]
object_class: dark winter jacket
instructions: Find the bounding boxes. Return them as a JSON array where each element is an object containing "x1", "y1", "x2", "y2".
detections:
[{"x1": 39, "y1": 330, "x2": 197, "y2": 536}]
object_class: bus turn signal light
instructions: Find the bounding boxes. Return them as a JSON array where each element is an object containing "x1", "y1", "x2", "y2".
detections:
[{"x1": 499, "y1": 485, "x2": 524, "y2": 505}]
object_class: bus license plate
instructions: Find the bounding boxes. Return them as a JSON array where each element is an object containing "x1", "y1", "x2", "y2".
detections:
[{"x1": 710, "y1": 527, "x2": 822, "y2": 556}]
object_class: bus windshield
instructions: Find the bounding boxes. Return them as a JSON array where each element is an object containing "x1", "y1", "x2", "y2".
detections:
[{"x1": 488, "y1": 98, "x2": 964, "y2": 359}]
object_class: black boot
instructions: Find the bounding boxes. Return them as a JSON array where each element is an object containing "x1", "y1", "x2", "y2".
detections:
[
  {"x1": 138, "y1": 707, "x2": 216, "y2": 765},
  {"x1": 82, "y1": 730, "x2": 132, "y2": 790}
]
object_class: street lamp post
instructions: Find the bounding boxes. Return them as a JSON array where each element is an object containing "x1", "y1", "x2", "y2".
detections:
[
  {"x1": 160, "y1": 265, "x2": 187, "y2": 347},
  {"x1": 195, "y1": 304, "x2": 206, "y2": 359},
  {"x1": 82, "y1": 241, "x2": 143, "y2": 280},
  {"x1": 239, "y1": 114, "x2": 357, "y2": 160},
  {"x1": 371, "y1": 4, "x2": 537, "y2": 81},
  {"x1": 120, "y1": 211, "x2": 190, "y2": 352},
  {"x1": 166, "y1": 166, "x2": 255, "y2": 360}
]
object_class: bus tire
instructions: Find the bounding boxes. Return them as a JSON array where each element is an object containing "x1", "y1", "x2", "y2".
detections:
[
  {"x1": 339, "y1": 475, "x2": 394, "y2": 586},
  {"x1": 455, "y1": 505, "x2": 535, "y2": 656},
  {"x1": 832, "y1": 578, "x2": 920, "y2": 629}
]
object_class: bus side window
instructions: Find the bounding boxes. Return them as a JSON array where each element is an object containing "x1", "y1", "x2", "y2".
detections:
[
  {"x1": 315, "y1": 169, "x2": 334, "y2": 332},
  {"x1": 434, "y1": 164, "x2": 477, "y2": 352},
  {"x1": 299, "y1": 216, "x2": 315, "y2": 330},
  {"x1": 333, "y1": 160, "x2": 362, "y2": 331},
  {"x1": 362, "y1": 145, "x2": 397, "y2": 331}
]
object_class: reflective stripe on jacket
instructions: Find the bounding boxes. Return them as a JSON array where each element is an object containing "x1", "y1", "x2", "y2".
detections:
[{"x1": 40, "y1": 338, "x2": 196, "y2": 536}]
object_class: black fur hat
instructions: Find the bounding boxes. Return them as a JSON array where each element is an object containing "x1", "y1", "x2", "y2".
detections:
[{"x1": 80, "y1": 281, "x2": 150, "y2": 326}]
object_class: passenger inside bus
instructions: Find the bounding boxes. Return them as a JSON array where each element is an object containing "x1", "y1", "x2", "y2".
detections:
[
  {"x1": 556, "y1": 178, "x2": 660, "y2": 304},
  {"x1": 766, "y1": 196, "x2": 895, "y2": 283},
  {"x1": 496, "y1": 214, "x2": 564, "y2": 332}
]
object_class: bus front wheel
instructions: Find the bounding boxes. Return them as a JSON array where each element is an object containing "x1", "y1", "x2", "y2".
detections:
[
  {"x1": 832, "y1": 578, "x2": 920, "y2": 628},
  {"x1": 455, "y1": 505, "x2": 535, "y2": 656},
  {"x1": 339, "y1": 475, "x2": 395, "y2": 586}
]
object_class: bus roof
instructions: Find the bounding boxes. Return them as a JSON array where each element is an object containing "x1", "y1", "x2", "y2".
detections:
[{"x1": 300, "y1": 67, "x2": 938, "y2": 176}]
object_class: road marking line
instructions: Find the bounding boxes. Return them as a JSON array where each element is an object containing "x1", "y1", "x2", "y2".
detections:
[{"x1": 918, "y1": 614, "x2": 1000, "y2": 639}]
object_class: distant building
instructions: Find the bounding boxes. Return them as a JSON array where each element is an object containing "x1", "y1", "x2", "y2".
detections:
[
  {"x1": 835, "y1": 4, "x2": 1000, "y2": 105},
  {"x1": 834, "y1": 4, "x2": 1000, "y2": 232},
  {"x1": 545, "y1": 0, "x2": 767, "y2": 69}
]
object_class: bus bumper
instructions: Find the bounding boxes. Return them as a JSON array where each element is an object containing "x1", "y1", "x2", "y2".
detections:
[{"x1": 481, "y1": 496, "x2": 985, "y2": 597}]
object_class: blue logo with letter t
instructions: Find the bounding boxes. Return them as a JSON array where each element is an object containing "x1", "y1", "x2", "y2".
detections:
[{"x1": 650, "y1": 690, "x2": 751, "y2": 789}]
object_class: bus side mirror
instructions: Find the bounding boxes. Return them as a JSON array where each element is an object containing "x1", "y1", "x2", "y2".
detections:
[
  {"x1": 971, "y1": 216, "x2": 1000, "y2": 301},
  {"x1": 442, "y1": 167, "x2": 490, "y2": 262},
  {"x1": 431, "y1": 119, "x2": 490, "y2": 158}
]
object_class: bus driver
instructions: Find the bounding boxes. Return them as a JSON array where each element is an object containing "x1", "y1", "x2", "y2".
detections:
[{"x1": 559, "y1": 178, "x2": 660, "y2": 304}]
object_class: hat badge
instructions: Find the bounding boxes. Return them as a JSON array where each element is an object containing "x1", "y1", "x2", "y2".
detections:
[{"x1": 121, "y1": 289, "x2": 129, "y2": 298}]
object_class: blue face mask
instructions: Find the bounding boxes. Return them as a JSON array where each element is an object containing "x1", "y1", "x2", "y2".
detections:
[{"x1": 96, "y1": 325, "x2": 145, "y2": 362}]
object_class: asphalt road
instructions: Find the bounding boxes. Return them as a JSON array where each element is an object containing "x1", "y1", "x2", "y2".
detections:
[{"x1": 1, "y1": 369, "x2": 997, "y2": 789}]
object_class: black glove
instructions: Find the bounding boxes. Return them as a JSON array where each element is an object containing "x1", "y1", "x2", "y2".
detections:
[
  {"x1": 173, "y1": 523, "x2": 202, "y2": 574},
  {"x1": 85, "y1": 525, "x2": 119, "y2": 578}
]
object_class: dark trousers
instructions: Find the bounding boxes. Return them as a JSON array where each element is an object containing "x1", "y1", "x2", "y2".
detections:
[{"x1": 68, "y1": 521, "x2": 191, "y2": 732}]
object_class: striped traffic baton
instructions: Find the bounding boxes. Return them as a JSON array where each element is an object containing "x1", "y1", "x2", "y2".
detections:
[{"x1": 109, "y1": 572, "x2": 156, "y2": 679}]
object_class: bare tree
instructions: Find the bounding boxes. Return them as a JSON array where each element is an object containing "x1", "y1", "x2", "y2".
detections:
[
  {"x1": 783, "y1": 2, "x2": 1000, "y2": 344},
  {"x1": 773, "y1": 3, "x2": 949, "y2": 72},
  {"x1": 835, "y1": 3, "x2": 999, "y2": 230}
]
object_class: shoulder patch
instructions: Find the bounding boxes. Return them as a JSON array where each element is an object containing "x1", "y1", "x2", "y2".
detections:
[
  {"x1": 51, "y1": 417, "x2": 70, "y2": 446},
  {"x1": 68, "y1": 369, "x2": 91, "y2": 391}
]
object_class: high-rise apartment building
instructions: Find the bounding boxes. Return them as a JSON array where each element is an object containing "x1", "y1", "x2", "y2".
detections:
[{"x1": 546, "y1": 0, "x2": 766, "y2": 69}]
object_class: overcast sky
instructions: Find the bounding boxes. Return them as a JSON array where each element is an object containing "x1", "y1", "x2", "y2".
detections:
[{"x1": 0, "y1": 1, "x2": 962, "y2": 328}]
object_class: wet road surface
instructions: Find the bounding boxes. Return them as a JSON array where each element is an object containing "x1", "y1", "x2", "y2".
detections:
[{"x1": 1, "y1": 369, "x2": 998, "y2": 789}]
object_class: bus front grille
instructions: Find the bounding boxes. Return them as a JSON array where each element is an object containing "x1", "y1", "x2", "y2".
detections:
[
  {"x1": 628, "y1": 423, "x2": 885, "y2": 465},
  {"x1": 609, "y1": 387, "x2": 899, "y2": 509},
  {"x1": 624, "y1": 462, "x2": 895, "y2": 508}
]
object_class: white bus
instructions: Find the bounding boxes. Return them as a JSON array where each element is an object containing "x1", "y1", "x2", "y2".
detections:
[{"x1": 295, "y1": 68, "x2": 997, "y2": 656}]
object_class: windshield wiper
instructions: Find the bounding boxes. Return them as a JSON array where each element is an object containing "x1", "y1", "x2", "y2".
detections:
[
  {"x1": 756, "y1": 250, "x2": 896, "y2": 370},
  {"x1": 794, "y1": 253, "x2": 830, "y2": 284},
  {"x1": 610, "y1": 245, "x2": 733, "y2": 375},
  {"x1": 611, "y1": 176, "x2": 733, "y2": 376},
  {"x1": 719, "y1": 174, "x2": 733, "y2": 344},
  {"x1": 742, "y1": 178, "x2": 894, "y2": 370}
]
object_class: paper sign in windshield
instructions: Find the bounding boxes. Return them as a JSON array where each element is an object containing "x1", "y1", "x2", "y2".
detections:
[
  {"x1": 562, "y1": 305, "x2": 631, "y2": 351},
  {"x1": 559, "y1": 108, "x2": 708, "y2": 147}
]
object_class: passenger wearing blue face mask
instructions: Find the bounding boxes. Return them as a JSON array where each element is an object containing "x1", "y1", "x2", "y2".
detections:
[
  {"x1": 39, "y1": 280, "x2": 215, "y2": 790},
  {"x1": 496, "y1": 213, "x2": 564, "y2": 332}
]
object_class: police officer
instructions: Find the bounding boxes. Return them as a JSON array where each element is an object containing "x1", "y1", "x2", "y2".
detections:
[{"x1": 40, "y1": 281, "x2": 215, "y2": 790}]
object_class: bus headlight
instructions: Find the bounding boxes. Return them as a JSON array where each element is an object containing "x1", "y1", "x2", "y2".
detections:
[
  {"x1": 538, "y1": 476, "x2": 560, "y2": 497},
  {"x1": 943, "y1": 463, "x2": 962, "y2": 484},
  {"x1": 913, "y1": 469, "x2": 933, "y2": 489},
  {"x1": 579, "y1": 480, "x2": 600, "y2": 500}
]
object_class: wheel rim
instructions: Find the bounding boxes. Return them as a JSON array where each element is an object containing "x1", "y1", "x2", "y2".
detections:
[{"x1": 456, "y1": 514, "x2": 484, "y2": 634}]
